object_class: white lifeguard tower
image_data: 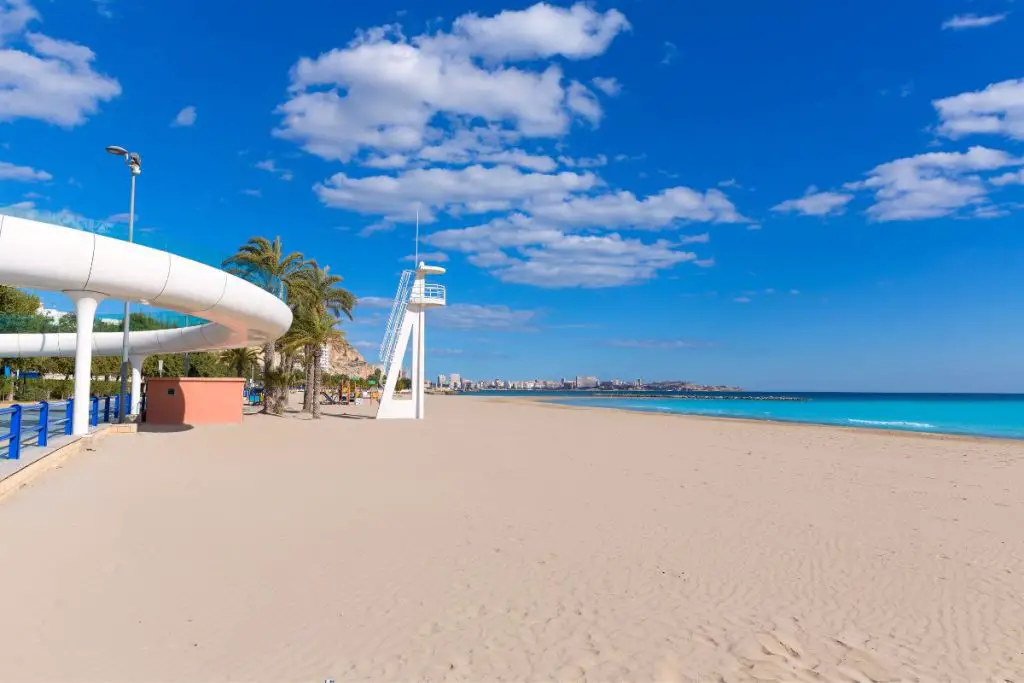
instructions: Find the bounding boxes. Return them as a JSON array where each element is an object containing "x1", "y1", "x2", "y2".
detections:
[{"x1": 376, "y1": 262, "x2": 447, "y2": 419}]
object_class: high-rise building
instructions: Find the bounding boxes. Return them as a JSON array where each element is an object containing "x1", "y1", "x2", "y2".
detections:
[
  {"x1": 449, "y1": 372, "x2": 462, "y2": 387},
  {"x1": 575, "y1": 375, "x2": 599, "y2": 389},
  {"x1": 437, "y1": 373, "x2": 448, "y2": 387}
]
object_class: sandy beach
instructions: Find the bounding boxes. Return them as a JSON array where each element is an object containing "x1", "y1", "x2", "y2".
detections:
[{"x1": 1, "y1": 396, "x2": 1023, "y2": 681}]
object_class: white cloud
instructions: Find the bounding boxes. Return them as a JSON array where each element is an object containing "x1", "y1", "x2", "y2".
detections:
[
  {"x1": 438, "y1": 3, "x2": 630, "y2": 62},
  {"x1": 733, "y1": 296, "x2": 751, "y2": 303},
  {"x1": 275, "y1": 3, "x2": 629, "y2": 163},
  {"x1": 403, "y1": 180, "x2": 737, "y2": 288},
  {"x1": 991, "y1": 169, "x2": 1024, "y2": 186},
  {"x1": 527, "y1": 186, "x2": 744, "y2": 228},
  {"x1": 273, "y1": 3, "x2": 742, "y2": 289},
  {"x1": 171, "y1": 105, "x2": 196, "y2": 127},
  {"x1": 558, "y1": 153, "x2": 607, "y2": 168},
  {"x1": 609, "y1": 339, "x2": 706, "y2": 349},
  {"x1": 0, "y1": 1, "x2": 120, "y2": 126},
  {"x1": 680, "y1": 232, "x2": 710, "y2": 244},
  {"x1": 255, "y1": 159, "x2": 293, "y2": 180},
  {"x1": 0, "y1": 159, "x2": 51, "y2": 181},
  {"x1": 772, "y1": 186, "x2": 854, "y2": 217},
  {"x1": 429, "y1": 213, "x2": 702, "y2": 288},
  {"x1": 315, "y1": 164, "x2": 597, "y2": 220},
  {"x1": 565, "y1": 80, "x2": 601, "y2": 125},
  {"x1": 0, "y1": 0, "x2": 36, "y2": 37},
  {"x1": 845, "y1": 146, "x2": 1022, "y2": 221},
  {"x1": 241, "y1": 188, "x2": 262, "y2": 197},
  {"x1": 106, "y1": 211, "x2": 136, "y2": 223},
  {"x1": 401, "y1": 251, "x2": 449, "y2": 263},
  {"x1": 93, "y1": 0, "x2": 113, "y2": 18},
  {"x1": 933, "y1": 78, "x2": 1024, "y2": 140},
  {"x1": 591, "y1": 76, "x2": 621, "y2": 96},
  {"x1": 434, "y1": 303, "x2": 538, "y2": 330},
  {"x1": 661, "y1": 41, "x2": 678, "y2": 65},
  {"x1": 941, "y1": 13, "x2": 1007, "y2": 30},
  {"x1": 479, "y1": 149, "x2": 558, "y2": 172},
  {"x1": 357, "y1": 296, "x2": 393, "y2": 309},
  {"x1": 1, "y1": 200, "x2": 112, "y2": 233}
]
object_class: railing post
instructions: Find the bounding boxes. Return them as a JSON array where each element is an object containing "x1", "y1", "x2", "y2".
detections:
[
  {"x1": 38, "y1": 401, "x2": 49, "y2": 448},
  {"x1": 10, "y1": 404, "x2": 22, "y2": 460},
  {"x1": 90, "y1": 396, "x2": 99, "y2": 427},
  {"x1": 104, "y1": 395, "x2": 111, "y2": 423},
  {"x1": 64, "y1": 398, "x2": 74, "y2": 435}
]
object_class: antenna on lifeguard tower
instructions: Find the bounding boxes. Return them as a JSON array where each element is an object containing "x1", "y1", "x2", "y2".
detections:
[{"x1": 414, "y1": 204, "x2": 420, "y2": 266}]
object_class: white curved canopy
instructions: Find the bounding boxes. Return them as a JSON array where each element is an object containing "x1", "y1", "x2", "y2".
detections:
[{"x1": 0, "y1": 214, "x2": 293, "y2": 358}]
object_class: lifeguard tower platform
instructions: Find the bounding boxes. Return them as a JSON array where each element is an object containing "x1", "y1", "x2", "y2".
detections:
[{"x1": 376, "y1": 262, "x2": 446, "y2": 419}]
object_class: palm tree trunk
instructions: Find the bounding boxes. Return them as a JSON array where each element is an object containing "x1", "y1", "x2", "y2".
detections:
[
  {"x1": 262, "y1": 341, "x2": 274, "y2": 414},
  {"x1": 302, "y1": 345, "x2": 313, "y2": 412},
  {"x1": 312, "y1": 346, "x2": 323, "y2": 419}
]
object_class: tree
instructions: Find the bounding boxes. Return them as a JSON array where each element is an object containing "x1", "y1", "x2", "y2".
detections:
[
  {"x1": 282, "y1": 309, "x2": 343, "y2": 419},
  {"x1": 222, "y1": 237, "x2": 307, "y2": 413},
  {"x1": 0, "y1": 286, "x2": 41, "y2": 315},
  {"x1": 220, "y1": 347, "x2": 259, "y2": 378},
  {"x1": 288, "y1": 265, "x2": 356, "y2": 412}
]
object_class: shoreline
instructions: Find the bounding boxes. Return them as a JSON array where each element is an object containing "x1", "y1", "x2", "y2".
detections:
[{"x1": 486, "y1": 395, "x2": 1024, "y2": 446}]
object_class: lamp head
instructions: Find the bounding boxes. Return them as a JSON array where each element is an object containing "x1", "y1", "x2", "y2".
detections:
[{"x1": 105, "y1": 145, "x2": 128, "y2": 156}]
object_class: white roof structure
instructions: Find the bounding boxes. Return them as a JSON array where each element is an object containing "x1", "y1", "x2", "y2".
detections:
[{"x1": 0, "y1": 214, "x2": 292, "y2": 358}]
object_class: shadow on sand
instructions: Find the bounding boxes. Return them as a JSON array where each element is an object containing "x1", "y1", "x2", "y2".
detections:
[{"x1": 138, "y1": 424, "x2": 195, "y2": 433}]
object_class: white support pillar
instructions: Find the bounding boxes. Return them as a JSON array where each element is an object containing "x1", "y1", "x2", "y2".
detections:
[
  {"x1": 66, "y1": 291, "x2": 104, "y2": 436},
  {"x1": 130, "y1": 355, "x2": 146, "y2": 415},
  {"x1": 415, "y1": 308, "x2": 426, "y2": 419},
  {"x1": 409, "y1": 304, "x2": 421, "y2": 419}
]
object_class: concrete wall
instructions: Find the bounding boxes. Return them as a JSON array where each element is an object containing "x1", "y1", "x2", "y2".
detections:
[{"x1": 145, "y1": 377, "x2": 245, "y2": 425}]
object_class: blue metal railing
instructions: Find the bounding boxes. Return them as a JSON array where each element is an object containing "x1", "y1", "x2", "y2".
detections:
[{"x1": 0, "y1": 393, "x2": 134, "y2": 460}]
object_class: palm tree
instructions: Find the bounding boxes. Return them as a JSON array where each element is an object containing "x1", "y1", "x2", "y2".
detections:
[
  {"x1": 222, "y1": 237, "x2": 308, "y2": 413},
  {"x1": 282, "y1": 309, "x2": 343, "y2": 418},
  {"x1": 220, "y1": 347, "x2": 259, "y2": 378},
  {"x1": 289, "y1": 265, "x2": 356, "y2": 412}
]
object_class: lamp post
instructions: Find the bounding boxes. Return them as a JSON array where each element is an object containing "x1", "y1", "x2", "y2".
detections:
[{"x1": 105, "y1": 145, "x2": 141, "y2": 422}]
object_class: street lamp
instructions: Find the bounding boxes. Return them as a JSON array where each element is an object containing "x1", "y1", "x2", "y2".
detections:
[{"x1": 106, "y1": 145, "x2": 141, "y2": 422}]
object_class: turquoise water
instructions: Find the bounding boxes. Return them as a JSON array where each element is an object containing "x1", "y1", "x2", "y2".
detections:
[{"x1": 546, "y1": 393, "x2": 1024, "y2": 439}]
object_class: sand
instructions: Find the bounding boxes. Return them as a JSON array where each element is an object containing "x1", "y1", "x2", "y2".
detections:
[{"x1": 0, "y1": 396, "x2": 1023, "y2": 682}]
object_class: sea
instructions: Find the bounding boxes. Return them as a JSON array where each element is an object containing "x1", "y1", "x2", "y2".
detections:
[{"x1": 469, "y1": 391, "x2": 1024, "y2": 440}]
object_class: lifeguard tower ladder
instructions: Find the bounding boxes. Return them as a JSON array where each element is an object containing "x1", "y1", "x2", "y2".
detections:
[{"x1": 376, "y1": 262, "x2": 447, "y2": 419}]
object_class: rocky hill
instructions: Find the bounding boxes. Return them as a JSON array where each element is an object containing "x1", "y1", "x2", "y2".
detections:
[{"x1": 326, "y1": 337, "x2": 374, "y2": 379}]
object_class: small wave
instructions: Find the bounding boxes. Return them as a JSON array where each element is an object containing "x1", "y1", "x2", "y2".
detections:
[{"x1": 845, "y1": 419, "x2": 936, "y2": 429}]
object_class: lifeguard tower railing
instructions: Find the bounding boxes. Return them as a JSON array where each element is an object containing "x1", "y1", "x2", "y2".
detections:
[{"x1": 378, "y1": 269, "x2": 413, "y2": 367}]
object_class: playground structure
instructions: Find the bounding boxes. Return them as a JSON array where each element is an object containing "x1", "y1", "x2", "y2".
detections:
[
  {"x1": 376, "y1": 263, "x2": 447, "y2": 419},
  {"x1": 0, "y1": 213, "x2": 293, "y2": 436}
]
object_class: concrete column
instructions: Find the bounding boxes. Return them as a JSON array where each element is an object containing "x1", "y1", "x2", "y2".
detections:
[
  {"x1": 409, "y1": 306, "x2": 420, "y2": 418},
  {"x1": 415, "y1": 308, "x2": 426, "y2": 419},
  {"x1": 66, "y1": 291, "x2": 104, "y2": 436},
  {"x1": 130, "y1": 355, "x2": 146, "y2": 415}
]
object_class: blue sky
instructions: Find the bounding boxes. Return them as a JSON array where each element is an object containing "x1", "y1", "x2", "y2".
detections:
[{"x1": 2, "y1": 0, "x2": 1023, "y2": 391}]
